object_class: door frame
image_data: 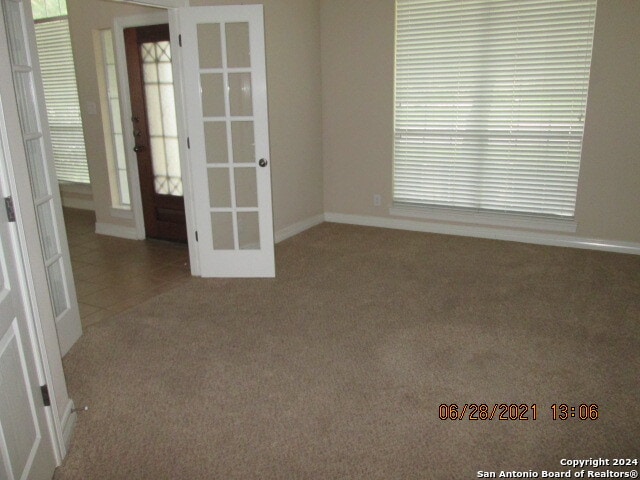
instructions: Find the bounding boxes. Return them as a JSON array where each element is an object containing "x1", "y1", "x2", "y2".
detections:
[
  {"x1": 113, "y1": 11, "x2": 167, "y2": 242},
  {"x1": 114, "y1": 11, "x2": 200, "y2": 274}
]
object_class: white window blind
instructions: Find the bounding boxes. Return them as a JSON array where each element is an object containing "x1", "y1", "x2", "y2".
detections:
[
  {"x1": 34, "y1": 17, "x2": 90, "y2": 184},
  {"x1": 394, "y1": 0, "x2": 597, "y2": 218}
]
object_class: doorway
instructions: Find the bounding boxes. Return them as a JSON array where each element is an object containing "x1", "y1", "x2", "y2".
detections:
[{"x1": 123, "y1": 23, "x2": 187, "y2": 242}]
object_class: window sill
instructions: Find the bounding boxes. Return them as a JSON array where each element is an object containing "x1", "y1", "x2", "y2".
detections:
[
  {"x1": 110, "y1": 206, "x2": 133, "y2": 219},
  {"x1": 59, "y1": 182, "x2": 92, "y2": 195},
  {"x1": 390, "y1": 204, "x2": 577, "y2": 234}
]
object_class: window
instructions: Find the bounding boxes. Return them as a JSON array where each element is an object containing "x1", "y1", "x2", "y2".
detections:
[
  {"x1": 32, "y1": 0, "x2": 90, "y2": 184},
  {"x1": 96, "y1": 29, "x2": 130, "y2": 208},
  {"x1": 394, "y1": 0, "x2": 597, "y2": 219}
]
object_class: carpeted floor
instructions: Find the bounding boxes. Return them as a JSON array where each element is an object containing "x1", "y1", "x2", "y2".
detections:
[{"x1": 55, "y1": 223, "x2": 640, "y2": 479}]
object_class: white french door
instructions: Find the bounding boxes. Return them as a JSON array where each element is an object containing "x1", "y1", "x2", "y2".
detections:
[
  {"x1": 0, "y1": 85, "x2": 56, "y2": 480},
  {"x1": 1, "y1": 0, "x2": 81, "y2": 356},
  {"x1": 172, "y1": 5, "x2": 275, "y2": 278}
]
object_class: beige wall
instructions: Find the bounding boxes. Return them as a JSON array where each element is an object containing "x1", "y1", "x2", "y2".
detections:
[
  {"x1": 321, "y1": 0, "x2": 640, "y2": 245},
  {"x1": 574, "y1": 1, "x2": 640, "y2": 243},
  {"x1": 70, "y1": 0, "x2": 640, "y2": 246},
  {"x1": 67, "y1": 0, "x2": 324, "y2": 234},
  {"x1": 321, "y1": 0, "x2": 394, "y2": 218}
]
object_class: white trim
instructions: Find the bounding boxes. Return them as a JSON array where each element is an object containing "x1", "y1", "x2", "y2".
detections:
[
  {"x1": 275, "y1": 214, "x2": 325, "y2": 244},
  {"x1": 169, "y1": 8, "x2": 200, "y2": 276},
  {"x1": 59, "y1": 183, "x2": 92, "y2": 195},
  {"x1": 105, "y1": 0, "x2": 188, "y2": 8},
  {"x1": 110, "y1": 206, "x2": 134, "y2": 220},
  {"x1": 59, "y1": 399, "x2": 76, "y2": 452},
  {"x1": 95, "y1": 222, "x2": 140, "y2": 240},
  {"x1": 390, "y1": 204, "x2": 578, "y2": 233},
  {"x1": 325, "y1": 212, "x2": 640, "y2": 256}
]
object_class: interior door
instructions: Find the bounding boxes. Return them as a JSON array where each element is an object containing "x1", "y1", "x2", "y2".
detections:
[
  {"x1": 124, "y1": 23, "x2": 187, "y2": 242},
  {"x1": 1, "y1": 0, "x2": 81, "y2": 356},
  {"x1": 0, "y1": 89, "x2": 56, "y2": 480},
  {"x1": 173, "y1": 5, "x2": 275, "y2": 277}
]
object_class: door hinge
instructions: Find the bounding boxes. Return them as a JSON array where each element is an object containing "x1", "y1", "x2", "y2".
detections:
[
  {"x1": 179, "y1": 34, "x2": 182, "y2": 47},
  {"x1": 4, "y1": 196, "x2": 16, "y2": 222},
  {"x1": 187, "y1": 137, "x2": 190, "y2": 149},
  {"x1": 41, "y1": 385, "x2": 51, "y2": 407},
  {"x1": 195, "y1": 231, "x2": 198, "y2": 242}
]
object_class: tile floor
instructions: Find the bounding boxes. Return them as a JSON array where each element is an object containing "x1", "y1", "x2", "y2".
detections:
[{"x1": 64, "y1": 208, "x2": 191, "y2": 328}]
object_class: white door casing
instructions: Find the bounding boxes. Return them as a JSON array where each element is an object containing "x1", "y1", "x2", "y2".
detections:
[
  {"x1": 113, "y1": 11, "x2": 170, "y2": 242},
  {"x1": 1, "y1": 0, "x2": 81, "y2": 356},
  {"x1": 172, "y1": 5, "x2": 275, "y2": 278},
  {"x1": 0, "y1": 83, "x2": 56, "y2": 480}
]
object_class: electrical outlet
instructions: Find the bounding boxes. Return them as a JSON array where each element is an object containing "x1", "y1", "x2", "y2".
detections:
[{"x1": 373, "y1": 194, "x2": 382, "y2": 207}]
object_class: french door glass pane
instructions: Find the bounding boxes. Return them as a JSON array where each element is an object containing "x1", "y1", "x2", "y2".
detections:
[
  {"x1": 197, "y1": 23, "x2": 222, "y2": 69},
  {"x1": 12, "y1": 72, "x2": 39, "y2": 135},
  {"x1": 204, "y1": 122, "x2": 228, "y2": 164},
  {"x1": 234, "y1": 167, "x2": 257, "y2": 208},
  {"x1": 46, "y1": 258, "x2": 67, "y2": 317},
  {"x1": 36, "y1": 201, "x2": 58, "y2": 261},
  {"x1": 141, "y1": 41, "x2": 182, "y2": 196},
  {"x1": 201, "y1": 73, "x2": 225, "y2": 117},
  {"x1": 208, "y1": 168, "x2": 231, "y2": 208},
  {"x1": 231, "y1": 121, "x2": 254, "y2": 164},
  {"x1": 228, "y1": 73, "x2": 252, "y2": 117},
  {"x1": 24, "y1": 139, "x2": 49, "y2": 199},
  {"x1": 225, "y1": 22, "x2": 250, "y2": 68},
  {"x1": 237, "y1": 212, "x2": 259, "y2": 250},
  {"x1": 211, "y1": 213, "x2": 234, "y2": 250}
]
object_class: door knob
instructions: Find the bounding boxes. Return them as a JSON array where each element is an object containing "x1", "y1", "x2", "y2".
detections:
[
  {"x1": 133, "y1": 145, "x2": 145, "y2": 153},
  {"x1": 258, "y1": 158, "x2": 268, "y2": 167}
]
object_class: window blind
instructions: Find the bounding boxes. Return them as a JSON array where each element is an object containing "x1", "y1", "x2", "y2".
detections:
[
  {"x1": 34, "y1": 18, "x2": 90, "y2": 184},
  {"x1": 394, "y1": 0, "x2": 597, "y2": 218}
]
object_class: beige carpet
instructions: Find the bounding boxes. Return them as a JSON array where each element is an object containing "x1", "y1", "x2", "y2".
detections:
[{"x1": 55, "y1": 223, "x2": 640, "y2": 479}]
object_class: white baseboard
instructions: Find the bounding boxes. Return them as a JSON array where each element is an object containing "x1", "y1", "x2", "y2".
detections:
[
  {"x1": 60, "y1": 398, "x2": 76, "y2": 454},
  {"x1": 95, "y1": 222, "x2": 140, "y2": 240},
  {"x1": 94, "y1": 214, "x2": 323, "y2": 246},
  {"x1": 275, "y1": 214, "x2": 325, "y2": 243},
  {"x1": 325, "y1": 212, "x2": 640, "y2": 256},
  {"x1": 61, "y1": 197, "x2": 94, "y2": 211}
]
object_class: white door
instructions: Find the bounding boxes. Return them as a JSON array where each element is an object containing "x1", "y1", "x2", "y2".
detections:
[
  {"x1": 1, "y1": 0, "x2": 81, "y2": 355},
  {"x1": 0, "y1": 93, "x2": 56, "y2": 480},
  {"x1": 173, "y1": 5, "x2": 275, "y2": 277}
]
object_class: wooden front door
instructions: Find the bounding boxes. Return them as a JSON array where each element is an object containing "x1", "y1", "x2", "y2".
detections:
[{"x1": 124, "y1": 24, "x2": 187, "y2": 242}]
